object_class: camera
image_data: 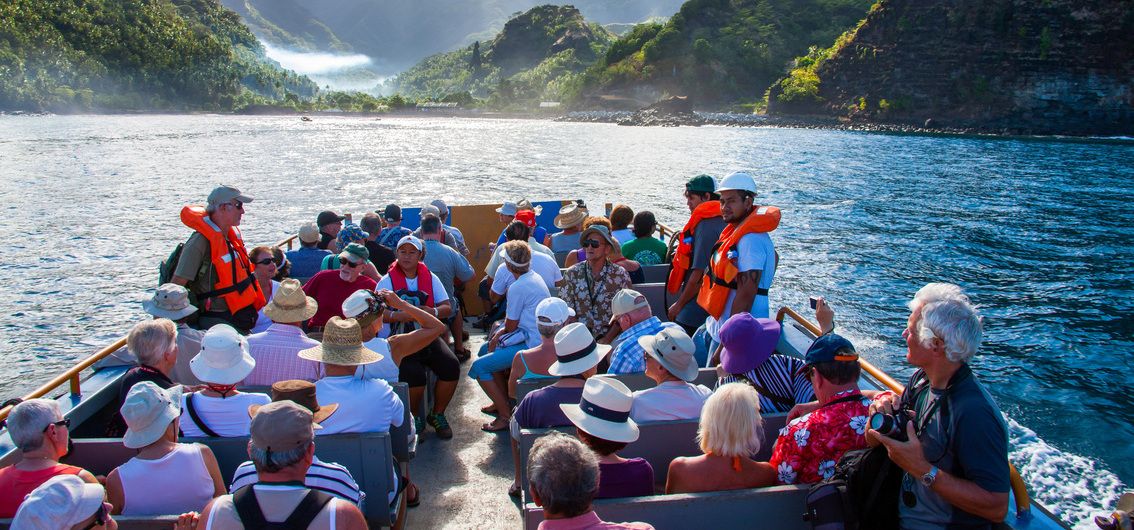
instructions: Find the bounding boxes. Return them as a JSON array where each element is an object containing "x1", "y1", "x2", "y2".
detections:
[
  {"x1": 869, "y1": 409, "x2": 911, "y2": 442},
  {"x1": 809, "y1": 297, "x2": 820, "y2": 310}
]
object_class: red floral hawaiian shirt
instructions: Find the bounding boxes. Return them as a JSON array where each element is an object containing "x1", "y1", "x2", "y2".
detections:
[{"x1": 769, "y1": 389, "x2": 895, "y2": 485}]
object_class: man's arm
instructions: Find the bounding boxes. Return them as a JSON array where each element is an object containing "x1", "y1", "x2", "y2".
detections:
[
  {"x1": 667, "y1": 268, "x2": 704, "y2": 321},
  {"x1": 385, "y1": 291, "x2": 446, "y2": 362},
  {"x1": 730, "y1": 269, "x2": 762, "y2": 317}
]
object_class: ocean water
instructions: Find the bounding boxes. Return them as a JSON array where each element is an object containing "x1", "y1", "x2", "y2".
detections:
[{"x1": 0, "y1": 115, "x2": 1130, "y2": 526}]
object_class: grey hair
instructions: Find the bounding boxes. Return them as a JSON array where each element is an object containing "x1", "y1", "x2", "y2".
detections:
[
  {"x1": 8, "y1": 399, "x2": 60, "y2": 452},
  {"x1": 908, "y1": 283, "x2": 983, "y2": 363},
  {"x1": 205, "y1": 203, "x2": 218, "y2": 215},
  {"x1": 249, "y1": 439, "x2": 312, "y2": 473},
  {"x1": 127, "y1": 319, "x2": 177, "y2": 366},
  {"x1": 528, "y1": 432, "x2": 598, "y2": 518},
  {"x1": 538, "y1": 321, "x2": 565, "y2": 338},
  {"x1": 359, "y1": 213, "x2": 383, "y2": 236}
]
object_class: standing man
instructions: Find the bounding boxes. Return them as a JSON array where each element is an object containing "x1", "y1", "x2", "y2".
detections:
[
  {"x1": 695, "y1": 172, "x2": 779, "y2": 358},
  {"x1": 867, "y1": 283, "x2": 1010, "y2": 528},
  {"x1": 420, "y1": 214, "x2": 475, "y2": 359},
  {"x1": 666, "y1": 175, "x2": 726, "y2": 336},
  {"x1": 316, "y1": 211, "x2": 346, "y2": 251},
  {"x1": 171, "y1": 185, "x2": 266, "y2": 332},
  {"x1": 377, "y1": 204, "x2": 412, "y2": 249}
]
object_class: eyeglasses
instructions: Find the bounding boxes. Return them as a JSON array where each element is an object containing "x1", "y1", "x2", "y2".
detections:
[
  {"x1": 340, "y1": 258, "x2": 361, "y2": 268},
  {"x1": 251, "y1": 257, "x2": 274, "y2": 266},
  {"x1": 42, "y1": 418, "x2": 70, "y2": 433},
  {"x1": 81, "y1": 502, "x2": 108, "y2": 530},
  {"x1": 225, "y1": 201, "x2": 244, "y2": 210},
  {"x1": 582, "y1": 239, "x2": 604, "y2": 248}
]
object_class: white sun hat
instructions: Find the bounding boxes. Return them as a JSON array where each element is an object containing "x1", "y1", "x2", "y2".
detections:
[
  {"x1": 495, "y1": 201, "x2": 519, "y2": 216},
  {"x1": 121, "y1": 381, "x2": 182, "y2": 449},
  {"x1": 190, "y1": 324, "x2": 255, "y2": 385},
  {"x1": 11, "y1": 475, "x2": 107, "y2": 530},
  {"x1": 560, "y1": 376, "x2": 639, "y2": 443},
  {"x1": 548, "y1": 322, "x2": 610, "y2": 376},
  {"x1": 638, "y1": 327, "x2": 699, "y2": 382}
]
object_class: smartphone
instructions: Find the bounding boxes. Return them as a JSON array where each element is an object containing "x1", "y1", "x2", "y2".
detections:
[{"x1": 809, "y1": 297, "x2": 820, "y2": 310}]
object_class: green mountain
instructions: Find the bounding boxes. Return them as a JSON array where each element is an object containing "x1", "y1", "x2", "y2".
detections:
[
  {"x1": 576, "y1": 0, "x2": 875, "y2": 106},
  {"x1": 392, "y1": 5, "x2": 615, "y2": 105},
  {"x1": 220, "y1": 0, "x2": 348, "y2": 52},
  {"x1": 0, "y1": 0, "x2": 317, "y2": 112}
]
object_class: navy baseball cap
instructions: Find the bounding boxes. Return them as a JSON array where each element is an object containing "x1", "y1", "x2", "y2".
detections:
[{"x1": 796, "y1": 333, "x2": 860, "y2": 376}]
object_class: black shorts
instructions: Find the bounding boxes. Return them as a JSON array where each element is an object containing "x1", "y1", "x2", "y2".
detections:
[{"x1": 399, "y1": 338, "x2": 460, "y2": 387}]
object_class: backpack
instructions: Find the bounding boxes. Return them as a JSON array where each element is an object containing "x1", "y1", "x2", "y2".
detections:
[
  {"x1": 159, "y1": 242, "x2": 185, "y2": 287},
  {"x1": 803, "y1": 445, "x2": 902, "y2": 530}
]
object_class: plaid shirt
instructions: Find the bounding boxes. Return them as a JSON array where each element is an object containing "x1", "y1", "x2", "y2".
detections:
[
  {"x1": 607, "y1": 317, "x2": 681, "y2": 374},
  {"x1": 244, "y1": 323, "x2": 323, "y2": 386}
]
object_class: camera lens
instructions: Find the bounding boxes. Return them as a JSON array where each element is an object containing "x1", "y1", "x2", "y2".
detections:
[{"x1": 869, "y1": 412, "x2": 894, "y2": 434}]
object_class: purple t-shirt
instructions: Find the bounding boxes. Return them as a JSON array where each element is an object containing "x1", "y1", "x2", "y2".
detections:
[
  {"x1": 597, "y1": 458, "x2": 654, "y2": 499},
  {"x1": 514, "y1": 385, "x2": 584, "y2": 429}
]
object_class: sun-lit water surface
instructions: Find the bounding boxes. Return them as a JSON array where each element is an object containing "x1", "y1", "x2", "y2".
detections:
[{"x1": 0, "y1": 115, "x2": 1130, "y2": 527}]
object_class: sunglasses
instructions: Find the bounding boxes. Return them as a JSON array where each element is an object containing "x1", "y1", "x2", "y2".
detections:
[
  {"x1": 42, "y1": 418, "x2": 70, "y2": 433},
  {"x1": 225, "y1": 201, "x2": 244, "y2": 210},
  {"x1": 251, "y1": 257, "x2": 275, "y2": 266},
  {"x1": 82, "y1": 502, "x2": 108, "y2": 530},
  {"x1": 340, "y1": 258, "x2": 361, "y2": 268},
  {"x1": 582, "y1": 239, "x2": 604, "y2": 248}
]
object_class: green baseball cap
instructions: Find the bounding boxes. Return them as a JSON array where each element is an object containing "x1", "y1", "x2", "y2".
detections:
[{"x1": 685, "y1": 174, "x2": 716, "y2": 194}]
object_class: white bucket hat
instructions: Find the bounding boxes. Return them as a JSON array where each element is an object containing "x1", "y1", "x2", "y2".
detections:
[
  {"x1": 495, "y1": 201, "x2": 519, "y2": 216},
  {"x1": 121, "y1": 381, "x2": 182, "y2": 449},
  {"x1": 548, "y1": 322, "x2": 610, "y2": 376},
  {"x1": 12, "y1": 475, "x2": 107, "y2": 530},
  {"x1": 560, "y1": 377, "x2": 639, "y2": 443},
  {"x1": 638, "y1": 327, "x2": 699, "y2": 382},
  {"x1": 190, "y1": 324, "x2": 255, "y2": 385},
  {"x1": 142, "y1": 283, "x2": 197, "y2": 320}
]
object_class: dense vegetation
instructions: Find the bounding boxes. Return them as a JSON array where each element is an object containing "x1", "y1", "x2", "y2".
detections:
[
  {"x1": 393, "y1": 5, "x2": 615, "y2": 107},
  {"x1": 0, "y1": 0, "x2": 316, "y2": 112},
  {"x1": 576, "y1": 0, "x2": 875, "y2": 106}
]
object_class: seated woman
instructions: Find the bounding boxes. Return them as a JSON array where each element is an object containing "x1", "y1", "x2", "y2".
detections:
[
  {"x1": 507, "y1": 297, "x2": 573, "y2": 400},
  {"x1": 620, "y1": 211, "x2": 668, "y2": 265},
  {"x1": 178, "y1": 325, "x2": 269, "y2": 437},
  {"x1": 107, "y1": 381, "x2": 225, "y2": 515},
  {"x1": 666, "y1": 383, "x2": 776, "y2": 493},
  {"x1": 561, "y1": 377, "x2": 654, "y2": 499},
  {"x1": 249, "y1": 245, "x2": 281, "y2": 334}
]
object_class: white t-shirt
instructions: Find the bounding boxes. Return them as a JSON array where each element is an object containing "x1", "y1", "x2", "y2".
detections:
[
  {"x1": 355, "y1": 337, "x2": 400, "y2": 384},
  {"x1": 375, "y1": 270, "x2": 450, "y2": 335},
  {"x1": 484, "y1": 238, "x2": 555, "y2": 276},
  {"x1": 705, "y1": 232, "x2": 776, "y2": 341},
  {"x1": 179, "y1": 392, "x2": 271, "y2": 437},
  {"x1": 630, "y1": 381, "x2": 712, "y2": 423},
  {"x1": 251, "y1": 280, "x2": 281, "y2": 334},
  {"x1": 314, "y1": 375, "x2": 404, "y2": 435},
  {"x1": 501, "y1": 271, "x2": 551, "y2": 348},
  {"x1": 612, "y1": 228, "x2": 635, "y2": 245},
  {"x1": 490, "y1": 252, "x2": 562, "y2": 293}
]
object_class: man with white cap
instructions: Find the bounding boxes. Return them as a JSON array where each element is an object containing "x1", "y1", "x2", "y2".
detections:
[
  {"x1": 178, "y1": 325, "x2": 270, "y2": 437},
  {"x1": 508, "y1": 322, "x2": 610, "y2": 497},
  {"x1": 606, "y1": 288, "x2": 682, "y2": 375},
  {"x1": 142, "y1": 283, "x2": 205, "y2": 385},
  {"x1": 562, "y1": 377, "x2": 654, "y2": 499},
  {"x1": 287, "y1": 222, "x2": 333, "y2": 281},
  {"x1": 171, "y1": 184, "x2": 266, "y2": 332},
  {"x1": 11, "y1": 475, "x2": 115, "y2": 530},
  {"x1": 507, "y1": 297, "x2": 574, "y2": 399},
  {"x1": 106, "y1": 381, "x2": 225, "y2": 515},
  {"x1": 0, "y1": 399, "x2": 99, "y2": 518},
  {"x1": 303, "y1": 243, "x2": 378, "y2": 330},
  {"x1": 630, "y1": 327, "x2": 712, "y2": 422},
  {"x1": 246, "y1": 279, "x2": 323, "y2": 386},
  {"x1": 199, "y1": 400, "x2": 368, "y2": 529}
]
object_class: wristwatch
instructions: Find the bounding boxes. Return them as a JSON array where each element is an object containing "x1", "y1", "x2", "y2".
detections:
[{"x1": 920, "y1": 466, "x2": 939, "y2": 487}]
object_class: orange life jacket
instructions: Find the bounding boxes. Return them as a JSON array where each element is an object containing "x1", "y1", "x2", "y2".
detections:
[
  {"x1": 696, "y1": 205, "x2": 781, "y2": 319},
  {"x1": 180, "y1": 206, "x2": 266, "y2": 314},
  {"x1": 666, "y1": 201, "x2": 722, "y2": 294}
]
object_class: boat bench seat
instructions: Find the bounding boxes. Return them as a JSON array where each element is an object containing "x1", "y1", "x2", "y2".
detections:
[
  {"x1": 59, "y1": 432, "x2": 401, "y2": 527},
  {"x1": 520, "y1": 484, "x2": 811, "y2": 530},
  {"x1": 515, "y1": 369, "x2": 718, "y2": 403},
  {"x1": 518, "y1": 414, "x2": 787, "y2": 502},
  {"x1": 0, "y1": 515, "x2": 179, "y2": 530}
]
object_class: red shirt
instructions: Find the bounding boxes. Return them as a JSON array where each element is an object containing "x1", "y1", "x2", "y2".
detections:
[
  {"x1": 0, "y1": 464, "x2": 84, "y2": 517},
  {"x1": 769, "y1": 389, "x2": 894, "y2": 485},
  {"x1": 302, "y1": 270, "x2": 377, "y2": 327}
]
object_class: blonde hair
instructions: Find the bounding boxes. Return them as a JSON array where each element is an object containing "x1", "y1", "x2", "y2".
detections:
[
  {"x1": 501, "y1": 240, "x2": 532, "y2": 274},
  {"x1": 128, "y1": 318, "x2": 177, "y2": 366},
  {"x1": 698, "y1": 383, "x2": 763, "y2": 457}
]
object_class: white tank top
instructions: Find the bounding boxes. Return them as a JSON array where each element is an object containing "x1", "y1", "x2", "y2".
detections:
[{"x1": 118, "y1": 443, "x2": 215, "y2": 515}]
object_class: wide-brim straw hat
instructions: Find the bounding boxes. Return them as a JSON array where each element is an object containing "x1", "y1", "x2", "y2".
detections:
[
  {"x1": 122, "y1": 381, "x2": 183, "y2": 449},
  {"x1": 560, "y1": 377, "x2": 639, "y2": 443},
  {"x1": 298, "y1": 316, "x2": 382, "y2": 366},
  {"x1": 190, "y1": 324, "x2": 255, "y2": 385},
  {"x1": 249, "y1": 380, "x2": 338, "y2": 426},
  {"x1": 554, "y1": 203, "x2": 587, "y2": 229},
  {"x1": 263, "y1": 279, "x2": 319, "y2": 323},
  {"x1": 142, "y1": 283, "x2": 197, "y2": 320},
  {"x1": 548, "y1": 322, "x2": 611, "y2": 376}
]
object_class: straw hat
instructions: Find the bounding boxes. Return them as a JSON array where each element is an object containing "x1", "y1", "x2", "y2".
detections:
[
  {"x1": 190, "y1": 324, "x2": 255, "y2": 385},
  {"x1": 554, "y1": 203, "x2": 587, "y2": 229},
  {"x1": 638, "y1": 327, "x2": 699, "y2": 382},
  {"x1": 298, "y1": 317, "x2": 382, "y2": 366},
  {"x1": 560, "y1": 377, "x2": 639, "y2": 443},
  {"x1": 121, "y1": 381, "x2": 182, "y2": 449},
  {"x1": 142, "y1": 283, "x2": 197, "y2": 320},
  {"x1": 249, "y1": 380, "x2": 338, "y2": 425},
  {"x1": 263, "y1": 279, "x2": 319, "y2": 323},
  {"x1": 11, "y1": 475, "x2": 106, "y2": 530},
  {"x1": 548, "y1": 322, "x2": 610, "y2": 376}
]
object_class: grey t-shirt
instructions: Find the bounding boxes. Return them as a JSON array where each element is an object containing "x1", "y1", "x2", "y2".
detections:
[
  {"x1": 421, "y1": 240, "x2": 475, "y2": 300},
  {"x1": 675, "y1": 216, "x2": 726, "y2": 328}
]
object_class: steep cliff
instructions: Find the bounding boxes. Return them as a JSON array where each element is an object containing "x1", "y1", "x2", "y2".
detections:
[{"x1": 768, "y1": 0, "x2": 1134, "y2": 135}]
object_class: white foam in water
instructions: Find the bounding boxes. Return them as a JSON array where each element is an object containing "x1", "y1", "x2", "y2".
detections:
[{"x1": 1006, "y1": 416, "x2": 1126, "y2": 528}]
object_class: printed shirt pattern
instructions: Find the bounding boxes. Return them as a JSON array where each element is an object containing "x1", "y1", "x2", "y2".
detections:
[
  {"x1": 769, "y1": 389, "x2": 895, "y2": 485},
  {"x1": 559, "y1": 261, "x2": 631, "y2": 338}
]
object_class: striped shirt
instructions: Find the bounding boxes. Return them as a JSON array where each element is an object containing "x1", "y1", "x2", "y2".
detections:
[
  {"x1": 717, "y1": 354, "x2": 815, "y2": 414},
  {"x1": 245, "y1": 323, "x2": 323, "y2": 387},
  {"x1": 229, "y1": 456, "x2": 363, "y2": 506},
  {"x1": 607, "y1": 317, "x2": 682, "y2": 375}
]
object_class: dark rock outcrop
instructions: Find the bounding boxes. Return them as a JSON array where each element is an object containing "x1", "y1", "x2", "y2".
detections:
[{"x1": 617, "y1": 96, "x2": 704, "y2": 126}]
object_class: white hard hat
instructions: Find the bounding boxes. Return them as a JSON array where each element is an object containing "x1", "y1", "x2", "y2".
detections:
[{"x1": 717, "y1": 172, "x2": 757, "y2": 194}]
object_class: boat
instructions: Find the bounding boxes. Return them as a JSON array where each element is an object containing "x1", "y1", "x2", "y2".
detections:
[{"x1": 0, "y1": 200, "x2": 1073, "y2": 529}]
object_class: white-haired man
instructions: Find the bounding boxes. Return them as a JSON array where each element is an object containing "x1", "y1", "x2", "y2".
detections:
[
  {"x1": 0, "y1": 399, "x2": 99, "y2": 517},
  {"x1": 867, "y1": 283, "x2": 1010, "y2": 528}
]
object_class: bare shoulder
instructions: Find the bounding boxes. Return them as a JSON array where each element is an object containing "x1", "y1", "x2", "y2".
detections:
[{"x1": 335, "y1": 498, "x2": 368, "y2": 530}]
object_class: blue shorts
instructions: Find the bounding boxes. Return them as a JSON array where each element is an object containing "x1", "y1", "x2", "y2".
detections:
[{"x1": 469, "y1": 342, "x2": 525, "y2": 381}]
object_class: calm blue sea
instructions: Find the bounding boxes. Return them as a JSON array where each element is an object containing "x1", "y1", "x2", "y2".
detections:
[{"x1": 0, "y1": 115, "x2": 1129, "y2": 527}]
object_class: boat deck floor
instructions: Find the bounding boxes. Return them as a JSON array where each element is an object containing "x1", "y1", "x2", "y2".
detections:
[{"x1": 408, "y1": 324, "x2": 522, "y2": 528}]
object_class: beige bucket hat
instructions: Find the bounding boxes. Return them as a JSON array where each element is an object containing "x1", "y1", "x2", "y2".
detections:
[
  {"x1": 262, "y1": 279, "x2": 318, "y2": 324},
  {"x1": 121, "y1": 381, "x2": 182, "y2": 449},
  {"x1": 298, "y1": 317, "x2": 382, "y2": 366},
  {"x1": 638, "y1": 327, "x2": 699, "y2": 382},
  {"x1": 142, "y1": 283, "x2": 197, "y2": 320}
]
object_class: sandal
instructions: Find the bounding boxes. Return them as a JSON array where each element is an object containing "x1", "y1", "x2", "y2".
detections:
[
  {"x1": 481, "y1": 417, "x2": 509, "y2": 432},
  {"x1": 406, "y1": 482, "x2": 420, "y2": 508}
]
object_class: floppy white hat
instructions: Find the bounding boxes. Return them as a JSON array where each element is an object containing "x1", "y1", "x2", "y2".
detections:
[
  {"x1": 121, "y1": 381, "x2": 182, "y2": 449},
  {"x1": 142, "y1": 283, "x2": 197, "y2": 320},
  {"x1": 11, "y1": 475, "x2": 107, "y2": 530},
  {"x1": 638, "y1": 327, "x2": 699, "y2": 382},
  {"x1": 560, "y1": 377, "x2": 639, "y2": 443},
  {"x1": 190, "y1": 324, "x2": 255, "y2": 385},
  {"x1": 548, "y1": 322, "x2": 610, "y2": 376}
]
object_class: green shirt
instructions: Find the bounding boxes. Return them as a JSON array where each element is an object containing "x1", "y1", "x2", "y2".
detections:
[{"x1": 620, "y1": 236, "x2": 667, "y2": 266}]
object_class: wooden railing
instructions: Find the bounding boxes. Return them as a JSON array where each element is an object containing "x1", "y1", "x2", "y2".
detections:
[
  {"x1": 775, "y1": 306, "x2": 1032, "y2": 518},
  {"x1": 0, "y1": 337, "x2": 127, "y2": 423}
]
